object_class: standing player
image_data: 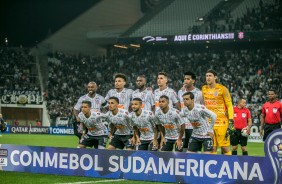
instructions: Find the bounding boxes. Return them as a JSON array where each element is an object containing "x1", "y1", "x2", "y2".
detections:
[
  {"x1": 182, "y1": 92, "x2": 216, "y2": 154},
  {"x1": 154, "y1": 72, "x2": 180, "y2": 111},
  {"x1": 77, "y1": 101, "x2": 108, "y2": 149},
  {"x1": 231, "y1": 98, "x2": 252, "y2": 155},
  {"x1": 260, "y1": 89, "x2": 282, "y2": 141},
  {"x1": 106, "y1": 97, "x2": 134, "y2": 150},
  {"x1": 202, "y1": 69, "x2": 234, "y2": 155},
  {"x1": 105, "y1": 73, "x2": 133, "y2": 111},
  {"x1": 73, "y1": 82, "x2": 107, "y2": 142},
  {"x1": 131, "y1": 98, "x2": 159, "y2": 151},
  {"x1": 178, "y1": 71, "x2": 204, "y2": 152},
  {"x1": 155, "y1": 95, "x2": 185, "y2": 152},
  {"x1": 132, "y1": 75, "x2": 155, "y2": 111}
]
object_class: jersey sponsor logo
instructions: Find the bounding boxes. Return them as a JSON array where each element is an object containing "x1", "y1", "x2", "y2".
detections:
[
  {"x1": 164, "y1": 124, "x2": 175, "y2": 130},
  {"x1": 191, "y1": 122, "x2": 201, "y2": 127},
  {"x1": 115, "y1": 125, "x2": 125, "y2": 129},
  {"x1": 205, "y1": 100, "x2": 217, "y2": 106},
  {"x1": 118, "y1": 104, "x2": 124, "y2": 109},
  {"x1": 139, "y1": 127, "x2": 149, "y2": 133},
  {"x1": 88, "y1": 127, "x2": 96, "y2": 131}
]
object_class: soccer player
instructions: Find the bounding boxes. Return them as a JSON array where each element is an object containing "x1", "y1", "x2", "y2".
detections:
[
  {"x1": 106, "y1": 97, "x2": 134, "y2": 150},
  {"x1": 154, "y1": 72, "x2": 180, "y2": 111},
  {"x1": 131, "y1": 98, "x2": 159, "y2": 151},
  {"x1": 73, "y1": 82, "x2": 107, "y2": 142},
  {"x1": 182, "y1": 92, "x2": 216, "y2": 154},
  {"x1": 0, "y1": 113, "x2": 7, "y2": 136},
  {"x1": 178, "y1": 71, "x2": 204, "y2": 152},
  {"x1": 231, "y1": 98, "x2": 252, "y2": 155},
  {"x1": 155, "y1": 95, "x2": 185, "y2": 152},
  {"x1": 132, "y1": 75, "x2": 155, "y2": 111},
  {"x1": 202, "y1": 69, "x2": 234, "y2": 155},
  {"x1": 77, "y1": 101, "x2": 108, "y2": 149},
  {"x1": 105, "y1": 73, "x2": 133, "y2": 111},
  {"x1": 260, "y1": 89, "x2": 282, "y2": 141}
]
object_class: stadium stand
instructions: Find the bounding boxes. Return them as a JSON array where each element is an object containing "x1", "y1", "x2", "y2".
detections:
[
  {"x1": 0, "y1": 47, "x2": 40, "y2": 92},
  {"x1": 127, "y1": 0, "x2": 223, "y2": 37},
  {"x1": 206, "y1": 0, "x2": 281, "y2": 32},
  {"x1": 124, "y1": 0, "x2": 282, "y2": 36}
]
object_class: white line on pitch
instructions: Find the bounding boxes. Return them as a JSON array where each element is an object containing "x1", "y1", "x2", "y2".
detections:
[{"x1": 55, "y1": 179, "x2": 125, "y2": 184}]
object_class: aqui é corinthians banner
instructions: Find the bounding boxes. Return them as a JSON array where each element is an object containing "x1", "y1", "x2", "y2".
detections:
[{"x1": 0, "y1": 129, "x2": 281, "y2": 183}]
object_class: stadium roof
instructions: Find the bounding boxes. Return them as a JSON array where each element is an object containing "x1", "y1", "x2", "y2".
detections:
[{"x1": 0, "y1": 0, "x2": 100, "y2": 47}]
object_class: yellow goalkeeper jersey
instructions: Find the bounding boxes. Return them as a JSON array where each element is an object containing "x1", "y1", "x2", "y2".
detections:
[{"x1": 202, "y1": 83, "x2": 234, "y2": 126}]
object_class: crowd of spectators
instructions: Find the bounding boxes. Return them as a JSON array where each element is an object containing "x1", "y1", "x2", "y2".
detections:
[
  {"x1": 46, "y1": 48, "x2": 282, "y2": 124},
  {"x1": 0, "y1": 47, "x2": 40, "y2": 93},
  {"x1": 205, "y1": 0, "x2": 282, "y2": 33}
]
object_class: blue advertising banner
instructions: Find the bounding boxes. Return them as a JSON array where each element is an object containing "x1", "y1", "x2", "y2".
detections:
[
  {"x1": 49, "y1": 127, "x2": 74, "y2": 135},
  {"x1": 5, "y1": 126, "x2": 74, "y2": 135},
  {"x1": 0, "y1": 129, "x2": 281, "y2": 184}
]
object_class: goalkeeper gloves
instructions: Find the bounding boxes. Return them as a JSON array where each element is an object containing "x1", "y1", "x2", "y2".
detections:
[{"x1": 226, "y1": 119, "x2": 235, "y2": 139}]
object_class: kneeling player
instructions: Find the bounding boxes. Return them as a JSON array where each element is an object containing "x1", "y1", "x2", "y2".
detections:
[
  {"x1": 155, "y1": 95, "x2": 185, "y2": 152},
  {"x1": 131, "y1": 98, "x2": 159, "y2": 151},
  {"x1": 182, "y1": 92, "x2": 216, "y2": 154},
  {"x1": 77, "y1": 101, "x2": 108, "y2": 149},
  {"x1": 106, "y1": 97, "x2": 134, "y2": 150}
]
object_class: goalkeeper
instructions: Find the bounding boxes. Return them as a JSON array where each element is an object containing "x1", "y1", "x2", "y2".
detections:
[{"x1": 202, "y1": 69, "x2": 234, "y2": 155}]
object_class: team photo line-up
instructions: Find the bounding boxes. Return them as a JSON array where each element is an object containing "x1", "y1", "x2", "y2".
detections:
[{"x1": 72, "y1": 69, "x2": 282, "y2": 155}]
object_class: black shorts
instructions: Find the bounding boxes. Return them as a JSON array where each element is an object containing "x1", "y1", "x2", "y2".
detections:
[
  {"x1": 73, "y1": 121, "x2": 83, "y2": 140},
  {"x1": 137, "y1": 140, "x2": 157, "y2": 151},
  {"x1": 230, "y1": 129, "x2": 248, "y2": 146},
  {"x1": 188, "y1": 137, "x2": 213, "y2": 152},
  {"x1": 161, "y1": 139, "x2": 183, "y2": 152},
  {"x1": 183, "y1": 129, "x2": 193, "y2": 148},
  {"x1": 109, "y1": 135, "x2": 134, "y2": 149},
  {"x1": 80, "y1": 134, "x2": 107, "y2": 148},
  {"x1": 263, "y1": 123, "x2": 281, "y2": 141}
]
